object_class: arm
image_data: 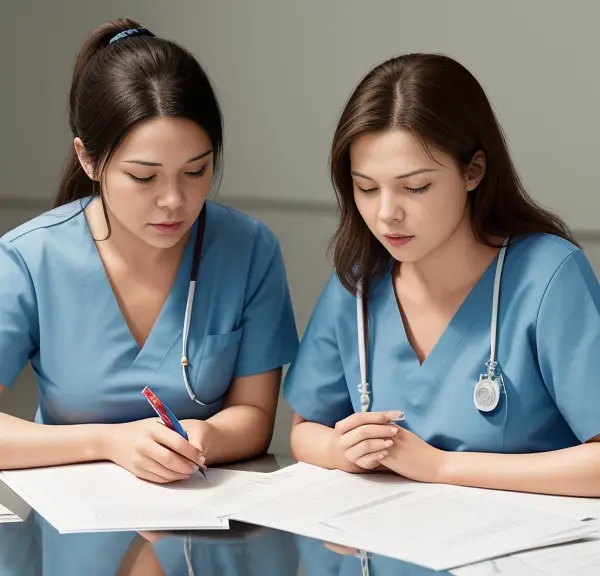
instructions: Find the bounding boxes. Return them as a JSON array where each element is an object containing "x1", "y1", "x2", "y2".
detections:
[
  {"x1": 0, "y1": 382, "x2": 106, "y2": 469},
  {"x1": 183, "y1": 368, "x2": 282, "y2": 466},
  {"x1": 438, "y1": 436, "x2": 600, "y2": 497},
  {"x1": 290, "y1": 413, "x2": 361, "y2": 473}
]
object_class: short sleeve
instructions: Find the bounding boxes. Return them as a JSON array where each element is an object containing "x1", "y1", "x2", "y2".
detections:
[
  {"x1": 536, "y1": 249, "x2": 600, "y2": 442},
  {"x1": 0, "y1": 240, "x2": 39, "y2": 387},
  {"x1": 233, "y1": 227, "x2": 299, "y2": 378},
  {"x1": 283, "y1": 274, "x2": 354, "y2": 427}
]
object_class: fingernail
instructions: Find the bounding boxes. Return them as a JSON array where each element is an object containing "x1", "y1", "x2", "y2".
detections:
[
  {"x1": 389, "y1": 427, "x2": 399, "y2": 434},
  {"x1": 389, "y1": 411, "x2": 405, "y2": 420},
  {"x1": 385, "y1": 439, "x2": 393, "y2": 447},
  {"x1": 378, "y1": 451, "x2": 388, "y2": 459}
]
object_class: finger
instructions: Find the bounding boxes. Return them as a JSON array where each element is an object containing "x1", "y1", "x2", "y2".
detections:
[
  {"x1": 150, "y1": 424, "x2": 204, "y2": 467},
  {"x1": 145, "y1": 442, "x2": 199, "y2": 476},
  {"x1": 339, "y1": 424, "x2": 399, "y2": 451},
  {"x1": 138, "y1": 531, "x2": 169, "y2": 543},
  {"x1": 354, "y1": 450, "x2": 389, "y2": 470},
  {"x1": 324, "y1": 542, "x2": 358, "y2": 555},
  {"x1": 335, "y1": 411, "x2": 404, "y2": 435},
  {"x1": 135, "y1": 467, "x2": 180, "y2": 484},
  {"x1": 345, "y1": 438, "x2": 393, "y2": 463}
]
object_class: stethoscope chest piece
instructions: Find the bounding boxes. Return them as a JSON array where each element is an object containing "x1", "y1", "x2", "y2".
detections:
[{"x1": 473, "y1": 375, "x2": 501, "y2": 412}]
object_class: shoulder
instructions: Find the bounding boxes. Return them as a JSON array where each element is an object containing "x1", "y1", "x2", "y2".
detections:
[
  {"x1": 0, "y1": 199, "x2": 86, "y2": 258},
  {"x1": 507, "y1": 233, "x2": 588, "y2": 283},
  {"x1": 507, "y1": 234, "x2": 599, "y2": 301},
  {"x1": 205, "y1": 201, "x2": 279, "y2": 256}
]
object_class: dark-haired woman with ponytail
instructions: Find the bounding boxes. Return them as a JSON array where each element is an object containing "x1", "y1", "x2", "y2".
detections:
[{"x1": 0, "y1": 19, "x2": 299, "y2": 576}]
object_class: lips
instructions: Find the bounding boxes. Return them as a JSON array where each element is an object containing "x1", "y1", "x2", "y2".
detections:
[{"x1": 384, "y1": 234, "x2": 414, "y2": 247}]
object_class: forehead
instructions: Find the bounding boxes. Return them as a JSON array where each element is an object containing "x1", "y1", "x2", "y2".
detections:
[
  {"x1": 349, "y1": 129, "x2": 450, "y2": 176},
  {"x1": 112, "y1": 117, "x2": 212, "y2": 163}
]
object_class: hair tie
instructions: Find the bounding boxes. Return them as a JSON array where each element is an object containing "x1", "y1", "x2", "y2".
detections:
[{"x1": 108, "y1": 28, "x2": 155, "y2": 45}]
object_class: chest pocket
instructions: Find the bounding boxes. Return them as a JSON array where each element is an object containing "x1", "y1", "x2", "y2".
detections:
[{"x1": 189, "y1": 329, "x2": 243, "y2": 406}]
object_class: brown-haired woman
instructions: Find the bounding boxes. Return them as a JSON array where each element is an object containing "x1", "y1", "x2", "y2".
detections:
[
  {"x1": 284, "y1": 53, "x2": 600, "y2": 574},
  {"x1": 0, "y1": 19, "x2": 299, "y2": 576}
]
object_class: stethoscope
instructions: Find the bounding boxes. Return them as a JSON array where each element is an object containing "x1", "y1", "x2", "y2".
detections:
[
  {"x1": 180, "y1": 206, "x2": 223, "y2": 407},
  {"x1": 356, "y1": 237, "x2": 509, "y2": 416}
]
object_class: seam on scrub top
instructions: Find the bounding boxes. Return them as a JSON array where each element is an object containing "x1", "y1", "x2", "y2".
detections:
[
  {"x1": 5, "y1": 201, "x2": 88, "y2": 243},
  {"x1": 7, "y1": 242, "x2": 41, "y2": 347},
  {"x1": 533, "y1": 250, "x2": 577, "y2": 340},
  {"x1": 415, "y1": 308, "x2": 486, "y2": 404},
  {"x1": 150, "y1": 332, "x2": 184, "y2": 378}
]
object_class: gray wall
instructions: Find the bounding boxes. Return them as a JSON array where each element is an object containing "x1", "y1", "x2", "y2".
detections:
[{"x1": 2, "y1": 1, "x2": 600, "y2": 456}]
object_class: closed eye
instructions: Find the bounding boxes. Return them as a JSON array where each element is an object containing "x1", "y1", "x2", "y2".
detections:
[
  {"x1": 185, "y1": 165, "x2": 207, "y2": 179},
  {"x1": 405, "y1": 184, "x2": 431, "y2": 194},
  {"x1": 355, "y1": 184, "x2": 378, "y2": 194},
  {"x1": 129, "y1": 174, "x2": 155, "y2": 184}
]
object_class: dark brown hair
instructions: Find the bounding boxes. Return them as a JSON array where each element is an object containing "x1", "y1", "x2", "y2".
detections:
[
  {"x1": 54, "y1": 18, "x2": 223, "y2": 226},
  {"x1": 330, "y1": 53, "x2": 578, "y2": 294}
]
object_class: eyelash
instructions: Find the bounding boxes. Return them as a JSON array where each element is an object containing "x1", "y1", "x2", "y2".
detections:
[
  {"x1": 129, "y1": 165, "x2": 208, "y2": 184},
  {"x1": 356, "y1": 183, "x2": 431, "y2": 195}
]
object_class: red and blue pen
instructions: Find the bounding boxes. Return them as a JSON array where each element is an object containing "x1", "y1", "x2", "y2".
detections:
[{"x1": 142, "y1": 386, "x2": 207, "y2": 479}]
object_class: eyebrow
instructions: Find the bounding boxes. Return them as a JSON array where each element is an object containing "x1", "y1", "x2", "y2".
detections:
[
  {"x1": 351, "y1": 168, "x2": 437, "y2": 181},
  {"x1": 123, "y1": 149, "x2": 213, "y2": 167}
]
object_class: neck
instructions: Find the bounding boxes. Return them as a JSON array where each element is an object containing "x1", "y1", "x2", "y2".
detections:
[
  {"x1": 398, "y1": 215, "x2": 500, "y2": 300},
  {"x1": 86, "y1": 198, "x2": 187, "y2": 270}
]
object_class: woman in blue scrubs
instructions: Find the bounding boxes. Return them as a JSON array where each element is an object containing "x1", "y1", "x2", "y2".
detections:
[
  {"x1": 0, "y1": 18, "x2": 298, "y2": 576},
  {"x1": 284, "y1": 53, "x2": 600, "y2": 575}
]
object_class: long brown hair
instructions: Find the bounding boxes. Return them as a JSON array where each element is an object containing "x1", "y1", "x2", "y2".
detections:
[
  {"x1": 55, "y1": 18, "x2": 223, "y2": 233},
  {"x1": 330, "y1": 53, "x2": 578, "y2": 294}
]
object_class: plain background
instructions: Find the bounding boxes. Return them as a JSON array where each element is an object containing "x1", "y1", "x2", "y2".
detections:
[{"x1": 2, "y1": 0, "x2": 600, "y2": 456}]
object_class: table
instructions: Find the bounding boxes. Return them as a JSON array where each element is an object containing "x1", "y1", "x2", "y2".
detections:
[{"x1": 0, "y1": 455, "x2": 593, "y2": 576}]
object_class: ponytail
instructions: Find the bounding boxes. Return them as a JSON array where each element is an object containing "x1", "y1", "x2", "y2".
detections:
[{"x1": 54, "y1": 18, "x2": 144, "y2": 208}]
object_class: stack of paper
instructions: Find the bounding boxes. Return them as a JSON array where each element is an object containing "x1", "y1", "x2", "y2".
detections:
[
  {"x1": 452, "y1": 522, "x2": 600, "y2": 576},
  {"x1": 2, "y1": 460, "x2": 599, "y2": 573},
  {"x1": 0, "y1": 463, "x2": 262, "y2": 533},
  {"x1": 230, "y1": 464, "x2": 598, "y2": 572},
  {"x1": 0, "y1": 502, "x2": 21, "y2": 524}
]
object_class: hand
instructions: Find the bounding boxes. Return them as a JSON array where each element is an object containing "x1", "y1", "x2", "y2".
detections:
[
  {"x1": 180, "y1": 419, "x2": 215, "y2": 463},
  {"x1": 323, "y1": 542, "x2": 357, "y2": 555},
  {"x1": 104, "y1": 418, "x2": 204, "y2": 484},
  {"x1": 331, "y1": 411, "x2": 405, "y2": 471},
  {"x1": 379, "y1": 426, "x2": 446, "y2": 483}
]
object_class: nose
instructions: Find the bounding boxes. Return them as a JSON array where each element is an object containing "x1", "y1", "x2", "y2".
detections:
[
  {"x1": 157, "y1": 183, "x2": 185, "y2": 211},
  {"x1": 377, "y1": 189, "x2": 404, "y2": 224}
]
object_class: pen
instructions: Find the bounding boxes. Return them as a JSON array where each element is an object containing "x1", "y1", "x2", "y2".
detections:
[{"x1": 142, "y1": 386, "x2": 207, "y2": 479}]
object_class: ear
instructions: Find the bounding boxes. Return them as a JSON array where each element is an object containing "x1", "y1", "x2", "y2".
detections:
[
  {"x1": 465, "y1": 150, "x2": 486, "y2": 191},
  {"x1": 73, "y1": 137, "x2": 97, "y2": 181}
]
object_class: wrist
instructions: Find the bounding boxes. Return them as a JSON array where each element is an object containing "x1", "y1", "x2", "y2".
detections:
[
  {"x1": 326, "y1": 428, "x2": 361, "y2": 473},
  {"x1": 92, "y1": 424, "x2": 114, "y2": 462},
  {"x1": 435, "y1": 450, "x2": 454, "y2": 484}
]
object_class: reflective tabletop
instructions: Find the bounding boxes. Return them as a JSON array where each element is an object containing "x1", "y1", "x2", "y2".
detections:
[{"x1": 0, "y1": 454, "x2": 563, "y2": 576}]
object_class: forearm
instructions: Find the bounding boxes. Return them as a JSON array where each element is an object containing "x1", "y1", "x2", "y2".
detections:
[
  {"x1": 0, "y1": 412, "x2": 107, "y2": 469},
  {"x1": 290, "y1": 420, "x2": 361, "y2": 473},
  {"x1": 196, "y1": 405, "x2": 275, "y2": 466},
  {"x1": 439, "y1": 443, "x2": 600, "y2": 497}
]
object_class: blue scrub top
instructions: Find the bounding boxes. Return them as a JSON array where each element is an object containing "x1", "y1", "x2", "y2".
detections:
[
  {"x1": 284, "y1": 232, "x2": 600, "y2": 575},
  {"x1": 0, "y1": 198, "x2": 299, "y2": 576}
]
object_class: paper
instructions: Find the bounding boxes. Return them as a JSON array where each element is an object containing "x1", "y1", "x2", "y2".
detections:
[
  {"x1": 449, "y1": 483, "x2": 600, "y2": 522},
  {"x1": 452, "y1": 522, "x2": 600, "y2": 575},
  {"x1": 0, "y1": 462, "x2": 261, "y2": 533},
  {"x1": 232, "y1": 465, "x2": 411, "y2": 530},
  {"x1": 0, "y1": 501, "x2": 21, "y2": 523},
  {"x1": 321, "y1": 483, "x2": 596, "y2": 571}
]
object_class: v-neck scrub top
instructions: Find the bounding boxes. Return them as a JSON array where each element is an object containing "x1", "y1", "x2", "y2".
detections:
[
  {"x1": 283, "y1": 232, "x2": 600, "y2": 576},
  {"x1": 0, "y1": 198, "x2": 299, "y2": 576}
]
